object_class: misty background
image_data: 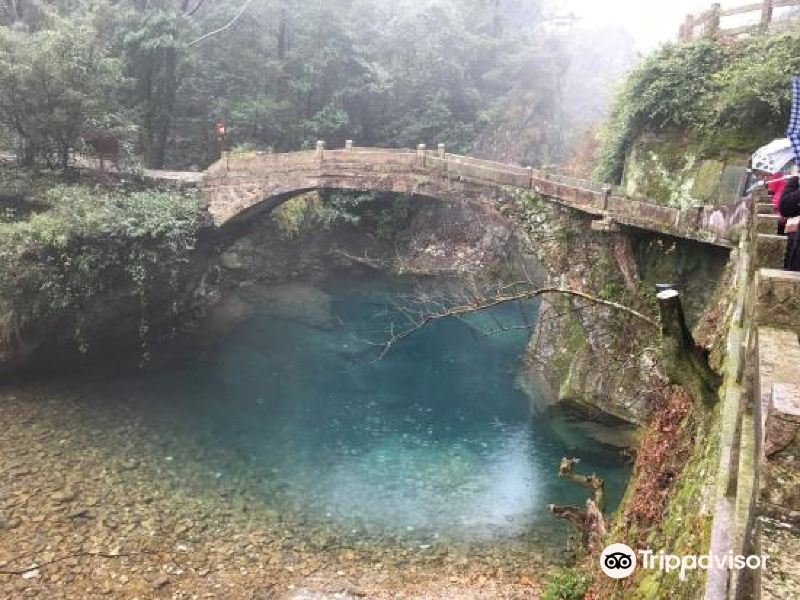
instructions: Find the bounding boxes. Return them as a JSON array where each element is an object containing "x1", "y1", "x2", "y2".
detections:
[{"x1": 3, "y1": 0, "x2": 782, "y2": 171}]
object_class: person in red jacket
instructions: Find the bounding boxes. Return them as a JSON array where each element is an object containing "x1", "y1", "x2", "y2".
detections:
[
  {"x1": 769, "y1": 171, "x2": 789, "y2": 234},
  {"x1": 779, "y1": 166, "x2": 800, "y2": 270}
]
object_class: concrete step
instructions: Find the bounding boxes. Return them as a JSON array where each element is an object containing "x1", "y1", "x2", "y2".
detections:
[
  {"x1": 755, "y1": 328, "x2": 800, "y2": 600},
  {"x1": 756, "y1": 268, "x2": 800, "y2": 329},
  {"x1": 764, "y1": 383, "x2": 800, "y2": 457},
  {"x1": 755, "y1": 327, "x2": 800, "y2": 453},
  {"x1": 757, "y1": 213, "x2": 781, "y2": 234},
  {"x1": 756, "y1": 234, "x2": 786, "y2": 270},
  {"x1": 758, "y1": 202, "x2": 776, "y2": 214},
  {"x1": 757, "y1": 514, "x2": 800, "y2": 600}
]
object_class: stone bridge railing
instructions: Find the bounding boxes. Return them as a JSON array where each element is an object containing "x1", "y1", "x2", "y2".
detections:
[{"x1": 199, "y1": 143, "x2": 749, "y2": 247}]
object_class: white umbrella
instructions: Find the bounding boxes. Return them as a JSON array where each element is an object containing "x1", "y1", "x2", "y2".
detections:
[{"x1": 752, "y1": 138, "x2": 795, "y2": 173}]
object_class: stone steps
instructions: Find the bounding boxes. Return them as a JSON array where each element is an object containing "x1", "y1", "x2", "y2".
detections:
[
  {"x1": 757, "y1": 213, "x2": 781, "y2": 235},
  {"x1": 758, "y1": 202, "x2": 776, "y2": 214},
  {"x1": 756, "y1": 268, "x2": 800, "y2": 330},
  {"x1": 755, "y1": 326, "x2": 800, "y2": 448},
  {"x1": 756, "y1": 234, "x2": 786, "y2": 270},
  {"x1": 755, "y1": 326, "x2": 800, "y2": 600},
  {"x1": 753, "y1": 270, "x2": 800, "y2": 600}
]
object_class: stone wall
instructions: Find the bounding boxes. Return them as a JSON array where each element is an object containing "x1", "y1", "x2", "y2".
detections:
[
  {"x1": 621, "y1": 131, "x2": 750, "y2": 209},
  {"x1": 495, "y1": 189, "x2": 730, "y2": 426}
]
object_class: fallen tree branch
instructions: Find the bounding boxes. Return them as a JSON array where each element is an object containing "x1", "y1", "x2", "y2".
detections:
[
  {"x1": 558, "y1": 456, "x2": 606, "y2": 512},
  {"x1": 334, "y1": 249, "x2": 390, "y2": 270},
  {"x1": 378, "y1": 286, "x2": 658, "y2": 358}
]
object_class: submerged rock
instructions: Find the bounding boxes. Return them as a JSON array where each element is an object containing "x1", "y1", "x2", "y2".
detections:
[
  {"x1": 51, "y1": 488, "x2": 77, "y2": 503},
  {"x1": 239, "y1": 283, "x2": 336, "y2": 330}
]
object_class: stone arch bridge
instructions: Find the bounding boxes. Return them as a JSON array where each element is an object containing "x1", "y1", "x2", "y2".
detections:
[
  {"x1": 148, "y1": 144, "x2": 800, "y2": 599},
  {"x1": 151, "y1": 144, "x2": 749, "y2": 247}
]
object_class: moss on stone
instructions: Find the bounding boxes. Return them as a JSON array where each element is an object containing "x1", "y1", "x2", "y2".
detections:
[{"x1": 691, "y1": 160, "x2": 725, "y2": 203}]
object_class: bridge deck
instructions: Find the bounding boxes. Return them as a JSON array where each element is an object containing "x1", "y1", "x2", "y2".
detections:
[{"x1": 182, "y1": 147, "x2": 749, "y2": 246}]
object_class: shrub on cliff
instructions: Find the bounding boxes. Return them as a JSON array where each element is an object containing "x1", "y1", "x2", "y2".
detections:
[
  {"x1": 0, "y1": 184, "x2": 206, "y2": 357},
  {"x1": 595, "y1": 35, "x2": 800, "y2": 183}
]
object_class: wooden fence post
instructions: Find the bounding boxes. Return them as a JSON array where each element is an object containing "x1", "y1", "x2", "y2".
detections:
[
  {"x1": 761, "y1": 0, "x2": 774, "y2": 32},
  {"x1": 345, "y1": 139, "x2": 353, "y2": 151},
  {"x1": 316, "y1": 140, "x2": 325, "y2": 163},
  {"x1": 417, "y1": 143, "x2": 426, "y2": 168}
]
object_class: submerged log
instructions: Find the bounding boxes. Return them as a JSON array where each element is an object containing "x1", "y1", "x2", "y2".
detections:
[
  {"x1": 334, "y1": 249, "x2": 389, "y2": 270},
  {"x1": 558, "y1": 456, "x2": 606, "y2": 512},
  {"x1": 657, "y1": 289, "x2": 720, "y2": 406}
]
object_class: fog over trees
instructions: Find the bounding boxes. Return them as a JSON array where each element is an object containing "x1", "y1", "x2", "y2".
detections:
[{"x1": 0, "y1": 0, "x2": 636, "y2": 170}]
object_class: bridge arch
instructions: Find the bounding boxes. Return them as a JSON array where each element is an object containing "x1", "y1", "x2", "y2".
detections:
[
  {"x1": 202, "y1": 148, "x2": 519, "y2": 228},
  {"x1": 198, "y1": 146, "x2": 744, "y2": 247}
]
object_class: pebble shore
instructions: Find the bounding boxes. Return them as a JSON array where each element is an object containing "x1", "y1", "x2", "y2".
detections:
[{"x1": 0, "y1": 384, "x2": 556, "y2": 599}]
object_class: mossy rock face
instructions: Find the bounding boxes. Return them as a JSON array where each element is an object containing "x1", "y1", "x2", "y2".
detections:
[
  {"x1": 691, "y1": 159, "x2": 725, "y2": 203},
  {"x1": 622, "y1": 132, "x2": 748, "y2": 209},
  {"x1": 623, "y1": 133, "x2": 698, "y2": 209}
]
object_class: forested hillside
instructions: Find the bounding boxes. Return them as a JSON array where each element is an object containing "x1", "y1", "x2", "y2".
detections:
[{"x1": 0, "y1": 0, "x2": 633, "y2": 170}]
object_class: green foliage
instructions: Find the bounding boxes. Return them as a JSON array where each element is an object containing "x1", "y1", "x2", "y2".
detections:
[
  {"x1": 595, "y1": 35, "x2": 800, "y2": 183},
  {"x1": 0, "y1": 3, "x2": 123, "y2": 167},
  {"x1": 541, "y1": 569, "x2": 591, "y2": 600},
  {"x1": 0, "y1": 184, "x2": 205, "y2": 353},
  {"x1": 0, "y1": 0, "x2": 634, "y2": 170},
  {"x1": 123, "y1": 7, "x2": 188, "y2": 167},
  {"x1": 0, "y1": 0, "x2": 560, "y2": 169},
  {"x1": 371, "y1": 194, "x2": 411, "y2": 240},
  {"x1": 271, "y1": 192, "x2": 362, "y2": 240}
]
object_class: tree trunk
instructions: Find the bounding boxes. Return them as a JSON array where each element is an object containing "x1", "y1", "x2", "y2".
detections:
[
  {"x1": 60, "y1": 142, "x2": 70, "y2": 172},
  {"x1": 20, "y1": 137, "x2": 34, "y2": 167},
  {"x1": 277, "y1": 6, "x2": 287, "y2": 60},
  {"x1": 657, "y1": 290, "x2": 720, "y2": 406},
  {"x1": 148, "y1": 47, "x2": 178, "y2": 169}
]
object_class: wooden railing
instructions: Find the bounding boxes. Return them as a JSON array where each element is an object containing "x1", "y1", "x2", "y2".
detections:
[{"x1": 679, "y1": 0, "x2": 800, "y2": 41}]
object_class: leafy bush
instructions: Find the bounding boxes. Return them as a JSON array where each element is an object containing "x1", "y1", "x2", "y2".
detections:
[
  {"x1": 595, "y1": 35, "x2": 800, "y2": 183},
  {"x1": 0, "y1": 184, "x2": 206, "y2": 354},
  {"x1": 272, "y1": 191, "x2": 362, "y2": 239},
  {"x1": 541, "y1": 569, "x2": 591, "y2": 600}
]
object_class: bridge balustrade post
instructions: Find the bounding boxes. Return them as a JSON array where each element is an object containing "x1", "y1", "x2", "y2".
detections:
[
  {"x1": 345, "y1": 140, "x2": 353, "y2": 151},
  {"x1": 602, "y1": 186, "x2": 611, "y2": 212},
  {"x1": 527, "y1": 166, "x2": 533, "y2": 190},
  {"x1": 437, "y1": 143, "x2": 445, "y2": 158},
  {"x1": 761, "y1": 0, "x2": 774, "y2": 32},
  {"x1": 417, "y1": 144, "x2": 426, "y2": 168},
  {"x1": 316, "y1": 140, "x2": 325, "y2": 163}
]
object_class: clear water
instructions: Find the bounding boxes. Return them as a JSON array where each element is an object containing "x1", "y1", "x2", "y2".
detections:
[{"x1": 72, "y1": 275, "x2": 631, "y2": 548}]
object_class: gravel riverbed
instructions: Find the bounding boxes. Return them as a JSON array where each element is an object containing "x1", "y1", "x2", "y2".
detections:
[{"x1": 0, "y1": 385, "x2": 555, "y2": 599}]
